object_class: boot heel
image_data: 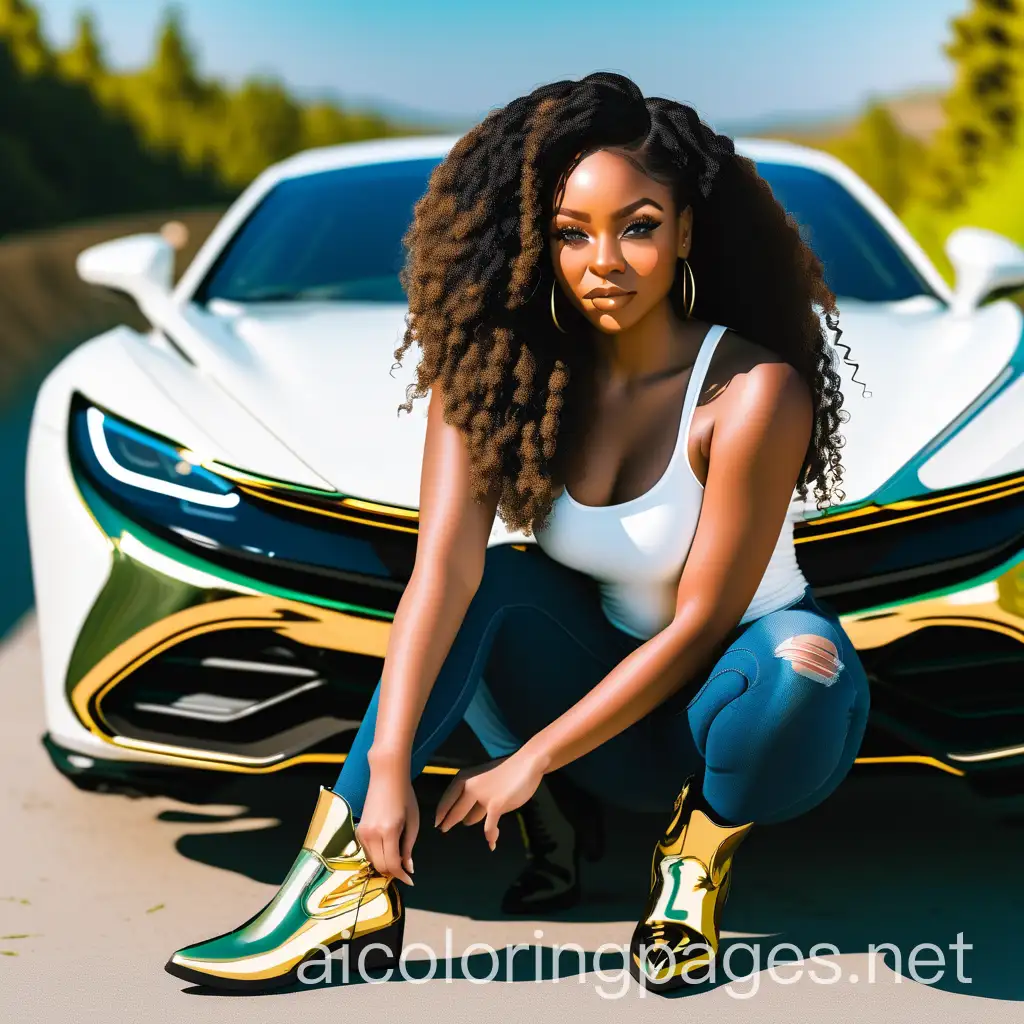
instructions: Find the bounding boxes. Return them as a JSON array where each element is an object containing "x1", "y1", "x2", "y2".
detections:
[{"x1": 347, "y1": 914, "x2": 405, "y2": 974}]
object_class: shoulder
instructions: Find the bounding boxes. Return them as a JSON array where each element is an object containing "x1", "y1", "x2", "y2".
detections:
[
  {"x1": 711, "y1": 329, "x2": 813, "y2": 448},
  {"x1": 716, "y1": 328, "x2": 810, "y2": 405}
]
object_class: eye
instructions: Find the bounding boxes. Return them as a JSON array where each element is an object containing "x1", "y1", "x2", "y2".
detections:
[
  {"x1": 555, "y1": 225, "x2": 589, "y2": 244},
  {"x1": 623, "y1": 215, "x2": 661, "y2": 237}
]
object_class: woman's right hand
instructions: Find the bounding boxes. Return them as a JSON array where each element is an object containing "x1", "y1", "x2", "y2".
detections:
[{"x1": 355, "y1": 756, "x2": 418, "y2": 885}]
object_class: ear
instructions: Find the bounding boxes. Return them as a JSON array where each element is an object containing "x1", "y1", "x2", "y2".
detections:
[{"x1": 677, "y1": 205, "x2": 694, "y2": 259}]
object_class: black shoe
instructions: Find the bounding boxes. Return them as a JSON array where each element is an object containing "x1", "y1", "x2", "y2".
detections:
[{"x1": 501, "y1": 773, "x2": 604, "y2": 915}]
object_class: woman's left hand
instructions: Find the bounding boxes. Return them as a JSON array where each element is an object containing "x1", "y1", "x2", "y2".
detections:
[{"x1": 434, "y1": 750, "x2": 547, "y2": 850}]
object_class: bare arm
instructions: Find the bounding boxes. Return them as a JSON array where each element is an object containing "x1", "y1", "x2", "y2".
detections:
[
  {"x1": 434, "y1": 363, "x2": 817, "y2": 848},
  {"x1": 520, "y1": 362, "x2": 814, "y2": 774},
  {"x1": 366, "y1": 383, "x2": 500, "y2": 774}
]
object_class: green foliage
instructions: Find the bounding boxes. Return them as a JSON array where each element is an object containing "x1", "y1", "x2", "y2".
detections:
[
  {"x1": 217, "y1": 79, "x2": 304, "y2": 188},
  {"x1": 148, "y1": 5, "x2": 202, "y2": 102},
  {"x1": 58, "y1": 11, "x2": 104, "y2": 82},
  {"x1": 778, "y1": 1, "x2": 1024, "y2": 291},
  {"x1": 811, "y1": 101, "x2": 926, "y2": 214},
  {"x1": 0, "y1": 30, "x2": 226, "y2": 235},
  {"x1": 919, "y1": 0, "x2": 1024, "y2": 210},
  {"x1": 0, "y1": 0, "x2": 50, "y2": 75},
  {"x1": 0, "y1": 2, "x2": 429, "y2": 235},
  {"x1": 903, "y1": 135, "x2": 1024, "y2": 283},
  {"x1": 893, "y1": 1, "x2": 1024, "y2": 284}
]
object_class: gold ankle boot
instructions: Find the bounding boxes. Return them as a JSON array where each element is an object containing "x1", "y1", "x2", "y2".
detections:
[
  {"x1": 165, "y1": 786, "x2": 403, "y2": 990},
  {"x1": 630, "y1": 777, "x2": 752, "y2": 991}
]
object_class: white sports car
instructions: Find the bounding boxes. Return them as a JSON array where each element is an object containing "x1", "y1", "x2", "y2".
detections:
[{"x1": 25, "y1": 134, "x2": 1024, "y2": 801}]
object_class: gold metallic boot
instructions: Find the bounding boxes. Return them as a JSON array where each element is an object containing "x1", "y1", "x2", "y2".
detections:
[
  {"x1": 629, "y1": 777, "x2": 752, "y2": 992},
  {"x1": 165, "y1": 786, "x2": 403, "y2": 991}
]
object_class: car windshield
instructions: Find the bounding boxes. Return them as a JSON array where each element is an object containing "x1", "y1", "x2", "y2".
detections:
[
  {"x1": 197, "y1": 155, "x2": 936, "y2": 306},
  {"x1": 196, "y1": 158, "x2": 439, "y2": 304},
  {"x1": 754, "y1": 161, "x2": 936, "y2": 302}
]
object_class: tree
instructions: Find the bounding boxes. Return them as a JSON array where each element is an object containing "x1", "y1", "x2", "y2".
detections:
[
  {"x1": 148, "y1": 5, "x2": 202, "y2": 103},
  {"x1": 59, "y1": 11, "x2": 105, "y2": 83},
  {"x1": 816, "y1": 101, "x2": 925, "y2": 214},
  {"x1": 920, "y1": 0, "x2": 1024, "y2": 209},
  {"x1": 0, "y1": 0, "x2": 52, "y2": 75},
  {"x1": 216, "y1": 78, "x2": 303, "y2": 186},
  {"x1": 0, "y1": 0, "x2": 430, "y2": 236}
]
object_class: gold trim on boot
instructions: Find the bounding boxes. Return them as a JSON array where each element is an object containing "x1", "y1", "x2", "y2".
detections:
[
  {"x1": 630, "y1": 777, "x2": 752, "y2": 991},
  {"x1": 165, "y1": 786, "x2": 403, "y2": 991}
]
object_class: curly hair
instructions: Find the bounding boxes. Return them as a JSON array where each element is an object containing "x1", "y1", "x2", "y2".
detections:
[{"x1": 394, "y1": 71, "x2": 859, "y2": 535}]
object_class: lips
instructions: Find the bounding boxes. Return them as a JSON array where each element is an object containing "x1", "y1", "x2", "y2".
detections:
[{"x1": 585, "y1": 287, "x2": 637, "y2": 313}]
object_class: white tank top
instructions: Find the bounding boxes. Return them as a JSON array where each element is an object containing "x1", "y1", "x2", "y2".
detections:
[{"x1": 534, "y1": 323, "x2": 809, "y2": 640}]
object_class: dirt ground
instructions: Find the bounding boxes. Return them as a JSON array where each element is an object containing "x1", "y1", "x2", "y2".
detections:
[{"x1": 2, "y1": 611, "x2": 1023, "y2": 1023}]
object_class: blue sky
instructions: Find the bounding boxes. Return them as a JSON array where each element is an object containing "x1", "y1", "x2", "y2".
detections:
[{"x1": 36, "y1": 0, "x2": 967, "y2": 128}]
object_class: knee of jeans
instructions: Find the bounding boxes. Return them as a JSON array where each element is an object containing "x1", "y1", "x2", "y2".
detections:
[
  {"x1": 700, "y1": 643, "x2": 862, "y2": 823},
  {"x1": 771, "y1": 628, "x2": 844, "y2": 687}
]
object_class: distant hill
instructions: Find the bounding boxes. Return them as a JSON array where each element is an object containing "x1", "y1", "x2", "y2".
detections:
[
  {"x1": 322, "y1": 87, "x2": 951, "y2": 144},
  {"x1": 296, "y1": 88, "x2": 475, "y2": 133},
  {"x1": 737, "y1": 87, "x2": 946, "y2": 145}
]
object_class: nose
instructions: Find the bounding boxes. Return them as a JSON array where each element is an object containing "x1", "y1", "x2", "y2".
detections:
[{"x1": 591, "y1": 232, "x2": 626, "y2": 278}]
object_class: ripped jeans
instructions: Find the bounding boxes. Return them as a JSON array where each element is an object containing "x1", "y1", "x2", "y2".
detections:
[{"x1": 334, "y1": 543, "x2": 870, "y2": 825}]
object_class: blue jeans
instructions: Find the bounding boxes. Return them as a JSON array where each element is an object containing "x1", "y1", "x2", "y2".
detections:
[{"x1": 334, "y1": 544, "x2": 870, "y2": 825}]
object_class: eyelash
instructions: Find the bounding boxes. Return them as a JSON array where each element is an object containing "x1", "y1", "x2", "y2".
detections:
[{"x1": 555, "y1": 215, "x2": 661, "y2": 244}]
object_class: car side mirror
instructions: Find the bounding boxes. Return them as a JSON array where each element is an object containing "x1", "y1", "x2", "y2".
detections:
[
  {"x1": 76, "y1": 234, "x2": 175, "y2": 313},
  {"x1": 945, "y1": 226, "x2": 1024, "y2": 316}
]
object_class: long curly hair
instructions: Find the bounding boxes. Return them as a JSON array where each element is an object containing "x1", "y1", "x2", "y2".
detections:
[{"x1": 394, "y1": 71, "x2": 857, "y2": 535}]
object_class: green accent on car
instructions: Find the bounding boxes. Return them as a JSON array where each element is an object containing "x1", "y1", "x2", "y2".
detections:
[
  {"x1": 64, "y1": 542, "x2": 211, "y2": 694},
  {"x1": 210, "y1": 461, "x2": 351, "y2": 498},
  {"x1": 73, "y1": 471, "x2": 395, "y2": 620},
  {"x1": 65, "y1": 471, "x2": 396, "y2": 698}
]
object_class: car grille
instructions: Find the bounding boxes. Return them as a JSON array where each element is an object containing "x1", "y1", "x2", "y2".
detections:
[{"x1": 97, "y1": 626, "x2": 484, "y2": 768}]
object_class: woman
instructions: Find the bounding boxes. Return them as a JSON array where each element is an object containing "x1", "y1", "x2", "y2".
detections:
[{"x1": 165, "y1": 71, "x2": 870, "y2": 994}]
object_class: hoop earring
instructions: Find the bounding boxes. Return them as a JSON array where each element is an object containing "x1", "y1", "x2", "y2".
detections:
[
  {"x1": 550, "y1": 280, "x2": 568, "y2": 334},
  {"x1": 681, "y1": 258, "x2": 696, "y2": 319}
]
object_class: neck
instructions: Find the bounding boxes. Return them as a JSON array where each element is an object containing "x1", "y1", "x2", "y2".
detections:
[{"x1": 590, "y1": 300, "x2": 705, "y2": 391}]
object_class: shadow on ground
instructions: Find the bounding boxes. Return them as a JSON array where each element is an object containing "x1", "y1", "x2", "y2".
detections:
[{"x1": 154, "y1": 766, "x2": 1024, "y2": 1002}]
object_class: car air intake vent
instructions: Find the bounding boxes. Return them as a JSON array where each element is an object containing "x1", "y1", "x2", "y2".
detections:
[
  {"x1": 863, "y1": 625, "x2": 1024, "y2": 755},
  {"x1": 98, "y1": 628, "x2": 383, "y2": 759}
]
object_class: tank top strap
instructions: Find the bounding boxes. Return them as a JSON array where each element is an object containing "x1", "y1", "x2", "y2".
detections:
[{"x1": 673, "y1": 323, "x2": 728, "y2": 463}]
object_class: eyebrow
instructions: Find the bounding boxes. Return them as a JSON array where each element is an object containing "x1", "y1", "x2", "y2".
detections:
[{"x1": 554, "y1": 197, "x2": 664, "y2": 223}]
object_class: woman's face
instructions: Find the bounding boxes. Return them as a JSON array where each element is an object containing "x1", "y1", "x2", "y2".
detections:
[{"x1": 550, "y1": 148, "x2": 693, "y2": 334}]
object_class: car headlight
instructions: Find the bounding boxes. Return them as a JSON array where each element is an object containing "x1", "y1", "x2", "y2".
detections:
[
  {"x1": 82, "y1": 405, "x2": 239, "y2": 509},
  {"x1": 68, "y1": 397, "x2": 411, "y2": 609}
]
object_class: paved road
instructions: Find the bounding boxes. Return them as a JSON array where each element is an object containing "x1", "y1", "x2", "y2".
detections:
[{"x1": 2, "y1": 612, "x2": 1023, "y2": 1023}]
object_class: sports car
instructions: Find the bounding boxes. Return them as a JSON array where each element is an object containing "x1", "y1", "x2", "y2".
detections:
[{"x1": 25, "y1": 134, "x2": 1024, "y2": 801}]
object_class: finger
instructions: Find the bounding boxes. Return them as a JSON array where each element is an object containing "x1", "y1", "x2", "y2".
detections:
[
  {"x1": 461, "y1": 803, "x2": 487, "y2": 826},
  {"x1": 370, "y1": 833, "x2": 388, "y2": 877},
  {"x1": 357, "y1": 826, "x2": 384, "y2": 875},
  {"x1": 401, "y1": 806, "x2": 419, "y2": 879},
  {"x1": 484, "y1": 806, "x2": 502, "y2": 851},
  {"x1": 380, "y1": 827, "x2": 413, "y2": 886},
  {"x1": 434, "y1": 778, "x2": 465, "y2": 827},
  {"x1": 437, "y1": 788, "x2": 481, "y2": 832}
]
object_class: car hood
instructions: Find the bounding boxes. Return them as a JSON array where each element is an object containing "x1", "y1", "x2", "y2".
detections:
[
  {"x1": 180, "y1": 296, "x2": 1022, "y2": 514},
  {"x1": 184, "y1": 301, "x2": 432, "y2": 509}
]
